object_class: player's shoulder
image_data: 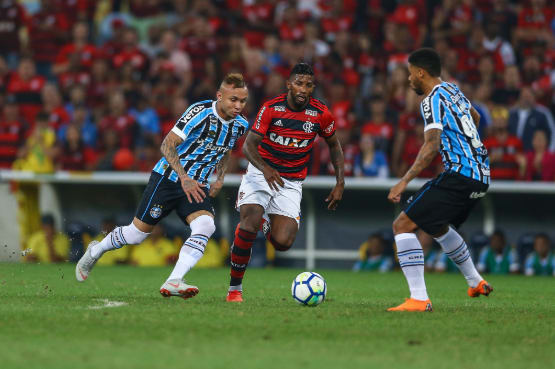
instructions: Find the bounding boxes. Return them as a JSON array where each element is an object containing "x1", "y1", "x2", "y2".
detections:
[
  {"x1": 184, "y1": 99, "x2": 213, "y2": 116},
  {"x1": 307, "y1": 97, "x2": 330, "y2": 115},
  {"x1": 234, "y1": 114, "x2": 249, "y2": 128},
  {"x1": 263, "y1": 94, "x2": 288, "y2": 109}
]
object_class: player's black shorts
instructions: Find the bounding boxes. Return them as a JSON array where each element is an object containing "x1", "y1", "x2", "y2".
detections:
[
  {"x1": 403, "y1": 171, "x2": 489, "y2": 235},
  {"x1": 135, "y1": 172, "x2": 215, "y2": 225}
]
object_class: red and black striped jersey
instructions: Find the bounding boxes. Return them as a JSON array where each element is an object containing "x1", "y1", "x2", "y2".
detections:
[{"x1": 251, "y1": 93, "x2": 336, "y2": 180}]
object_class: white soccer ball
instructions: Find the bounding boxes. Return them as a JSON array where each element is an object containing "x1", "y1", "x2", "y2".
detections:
[{"x1": 291, "y1": 272, "x2": 327, "y2": 306}]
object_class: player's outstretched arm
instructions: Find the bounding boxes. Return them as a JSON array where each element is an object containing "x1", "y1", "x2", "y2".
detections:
[
  {"x1": 161, "y1": 131, "x2": 206, "y2": 203},
  {"x1": 324, "y1": 134, "x2": 345, "y2": 210},
  {"x1": 209, "y1": 151, "x2": 231, "y2": 198},
  {"x1": 388, "y1": 129, "x2": 441, "y2": 203},
  {"x1": 470, "y1": 107, "x2": 481, "y2": 129},
  {"x1": 242, "y1": 131, "x2": 284, "y2": 191}
]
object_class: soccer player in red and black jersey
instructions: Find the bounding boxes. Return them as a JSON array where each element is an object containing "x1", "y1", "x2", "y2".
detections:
[{"x1": 226, "y1": 63, "x2": 345, "y2": 302}]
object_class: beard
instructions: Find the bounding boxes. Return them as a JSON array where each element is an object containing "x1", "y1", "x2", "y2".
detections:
[{"x1": 411, "y1": 82, "x2": 425, "y2": 95}]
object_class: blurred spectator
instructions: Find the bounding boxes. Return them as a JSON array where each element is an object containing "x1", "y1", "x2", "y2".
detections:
[
  {"x1": 57, "y1": 106, "x2": 96, "y2": 147},
  {"x1": 492, "y1": 65, "x2": 522, "y2": 106},
  {"x1": 56, "y1": 124, "x2": 96, "y2": 171},
  {"x1": 41, "y1": 83, "x2": 71, "y2": 132},
  {"x1": 25, "y1": 214, "x2": 69, "y2": 263},
  {"x1": 112, "y1": 27, "x2": 149, "y2": 74},
  {"x1": 399, "y1": 123, "x2": 442, "y2": 178},
  {"x1": 93, "y1": 128, "x2": 119, "y2": 171},
  {"x1": 12, "y1": 111, "x2": 56, "y2": 173},
  {"x1": 98, "y1": 91, "x2": 137, "y2": 149},
  {"x1": 514, "y1": 0, "x2": 554, "y2": 50},
  {"x1": 354, "y1": 132, "x2": 388, "y2": 178},
  {"x1": 53, "y1": 21, "x2": 97, "y2": 75},
  {"x1": 483, "y1": 107, "x2": 524, "y2": 180},
  {"x1": 0, "y1": 0, "x2": 27, "y2": 68},
  {"x1": 524, "y1": 233, "x2": 554, "y2": 276},
  {"x1": 6, "y1": 58, "x2": 45, "y2": 125},
  {"x1": 83, "y1": 217, "x2": 130, "y2": 266},
  {"x1": 520, "y1": 130, "x2": 555, "y2": 181},
  {"x1": 27, "y1": 0, "x2": 70, "y2": 78},
  {"x1": 353, "y1": 233, "x2": 393, "y2": 272},
  {"x1": 508, "y1": 87, "x2": 555, "y2": 152},
  {"x1": 477, "y1": 230, "x2": 520, "y2": 274},
  {"x1": 482, "y1": 19, "x2": 516, "y2": 71},
  {"x1": 128, "y1": 93, "x2": 161, "y2": 146},
  {"x1": 0, "y1": 96, "x2": 28, "y2": 169},
  {"x1": 130, "y1": 224, "x2": 177, "y2": 266},
  {"x1": 360, "y1": 97, "x2": 393, "y2": 153}
]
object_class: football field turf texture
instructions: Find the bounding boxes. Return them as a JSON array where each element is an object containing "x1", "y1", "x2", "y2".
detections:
[{"x1": 1, "y1": 263, "x2": 553, "y2": 369}]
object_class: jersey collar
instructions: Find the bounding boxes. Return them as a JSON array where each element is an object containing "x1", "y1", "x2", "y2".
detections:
[{"x1": 212, "y1": 101, "x2": 233, "y2": 124}]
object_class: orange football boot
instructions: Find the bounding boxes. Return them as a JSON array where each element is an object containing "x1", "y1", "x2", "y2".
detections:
[
  {"x1": 387, "y1": 298, "x2": 433, "y2": 312},
  {"x1": 468, "y1": 280, "x2": 493, "y2": 298},
  {"x1": 226, "y1": 290, "x2": 243, "y2": 302}
]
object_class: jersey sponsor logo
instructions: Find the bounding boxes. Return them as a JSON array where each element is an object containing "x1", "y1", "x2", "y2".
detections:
[
  {"x1": 469, "y1": 191, "x2": 486, "y2": 199},
  {"x1": 195, "y1": 138, "x2": 231, "y2": 153},
  {"x1": 269, "y1": 132, "x2": 309, "y2": 147},
  {"x1": 324, "y1": 121, "x2": 335, "y2": 134},
  {"x1": 274, "y1": 119, "x2": 283, "y2": 126},
  {"x1": 303, "y1": 121, "x2": 314, "y2": 133},
  {"x1": 422, "y1": 97, "x2": 431, "y2": 119},
  {"x1": 180, "y1": 105, "x2": 205, "y2": 124},
  {"x1": 255, "y1": 106, "x2": 266, "y2": 129},
  {"x1": 305, "y1": 109, "x2": 317, "y2": 117},
  {"x1": 273, "y1": 105, "x2": 285, "y2": 112},
  {"x1": 150, "y1": 204, "x2": 163, "y2": 219}
]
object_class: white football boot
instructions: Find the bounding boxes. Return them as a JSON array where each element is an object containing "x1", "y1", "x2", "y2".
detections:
[
  {"x1": 75, "y1": 241, "x2": 99, "y2": 282},
  {"x1": 160, "y1": 279, "x2": 199, "y2": 299}
]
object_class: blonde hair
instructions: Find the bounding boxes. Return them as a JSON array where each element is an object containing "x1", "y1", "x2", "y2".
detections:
[{"x1": 221, "y1": 73, "x2": 247, "y2": 89}]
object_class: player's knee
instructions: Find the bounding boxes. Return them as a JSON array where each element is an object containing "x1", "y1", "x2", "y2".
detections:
[
  {"x1": 270, "y1": 232, "x2": 295, "y2": 251},
  {"x1": 190, "y1": 215, "x2": 216, "y2": 237},
  {"x1": 120, "y1": 223, "x2": 150, "y2": 245},
  {"x1": 392, "y1": 215, "x2": 414, "y2": 235}
]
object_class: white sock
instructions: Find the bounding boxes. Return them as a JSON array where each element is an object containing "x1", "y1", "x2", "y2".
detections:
[
  {"x1": 90, "y1": 222, "x2": 149, "y2": 259},
  {"x1": 395, "y1": 233, "x2": 429, "y2": 301},
  {"x1": 166, "y1": 215, "x2": 215, "y2": 282},
  {"x1": 228, "y1": 284, "x2": 242, "y2": 292},
  {"x1": 434, "y1": 227, "x2": 482, "y2": 288}
]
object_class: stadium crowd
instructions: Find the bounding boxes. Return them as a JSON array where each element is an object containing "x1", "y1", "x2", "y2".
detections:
[{"x1": 0, "y1": 0, "x2": 554, "y2": 180}]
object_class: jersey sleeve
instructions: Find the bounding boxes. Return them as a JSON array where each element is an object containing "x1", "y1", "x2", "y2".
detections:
[
  {"x1": 251, "y1": 103, "x2": 272, "y2": 136},
  {"x1": 171, "y1": 104, "x2": 209, "y2": 140},
  {"x1": 421, "y1": 93, "x2": 444, "y2": 132},
  {"x1": 318, "y1": 109, "x2": 336, "y2": 138}
]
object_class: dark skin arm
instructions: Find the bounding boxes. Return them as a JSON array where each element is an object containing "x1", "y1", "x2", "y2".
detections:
[
  {"x1": 324, "y1": 134, "x2": 345, "y2": 210},
  {"x1": 388, "y1": 129, "x2": 442, "y2": 203},
  {"x1": 160, "y1": 131, "x2": 206, "y2": 203},
  {"x1": 209, "y1": 151, "x2": 231, "y2": 198},
  {"x1": 470, "y1": 106, "x2": 481, "y2": 129},
  {"x1": 242, "y1": 131, "x2": 284, "y2": 191}
]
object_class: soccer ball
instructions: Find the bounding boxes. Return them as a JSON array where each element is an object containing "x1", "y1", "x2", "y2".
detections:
[{"x1": 291, "y1": 272, "x2": 327, "y2": 306}]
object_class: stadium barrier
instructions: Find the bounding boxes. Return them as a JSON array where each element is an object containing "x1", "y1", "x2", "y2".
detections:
[{"x1": 1, "y1": 170, "x2": 555, "y2": 268}]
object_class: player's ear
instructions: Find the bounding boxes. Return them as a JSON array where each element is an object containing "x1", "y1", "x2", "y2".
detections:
[{"x1": 216, "y1": 90, "x2": 222, "y2": 101}]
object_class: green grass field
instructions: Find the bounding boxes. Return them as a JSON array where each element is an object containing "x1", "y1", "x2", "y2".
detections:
[{"x1": 0, "y1": 263, "x2": 553, "y2": 369}]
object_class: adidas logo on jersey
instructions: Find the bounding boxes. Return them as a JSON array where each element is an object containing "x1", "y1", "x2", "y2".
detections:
[
  {"x1": 269, "y1": 132, "x2": 309, "y2": 147},
  {"x1": 274, "y1": 120, "x2": 283, "y2": 126}
]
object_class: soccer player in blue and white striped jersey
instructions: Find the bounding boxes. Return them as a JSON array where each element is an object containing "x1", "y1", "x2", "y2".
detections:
[
  {"x1": 76, "y1": 74, "x2": 250, "y2": 299},
  {"x1": 387, "y1": 49, "x2": 493, "y2": 312}
]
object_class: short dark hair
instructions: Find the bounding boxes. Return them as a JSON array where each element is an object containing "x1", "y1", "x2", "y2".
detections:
[
  {"x1": 408, "y1": 48, "x2": 442, "y2": 77},
  {"x1": 221, "y1": 73, "x2": 246, "y2": 88},
  {"x1": 289, "y1": 63, "x2": 314, "y2": 78},
  {"x1": 535, "y1": 233, "x2": 551, "y2": 244}
]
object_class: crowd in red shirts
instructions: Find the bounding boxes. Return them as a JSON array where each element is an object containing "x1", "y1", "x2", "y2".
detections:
[{"x1": 0, "y1": 0, "x2": 553, "y2": 181}]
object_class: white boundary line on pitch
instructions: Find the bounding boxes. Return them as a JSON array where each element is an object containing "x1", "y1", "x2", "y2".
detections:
[{"x1": 87, "y1": 299, "x2": 128, "y2": 310}]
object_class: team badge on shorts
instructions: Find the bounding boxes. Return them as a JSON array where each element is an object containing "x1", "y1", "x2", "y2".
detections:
[{"x1": 150, "y1": 204, "x2": 163, "y2": 219}]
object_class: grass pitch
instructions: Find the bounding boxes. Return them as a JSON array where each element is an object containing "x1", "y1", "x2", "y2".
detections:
[{"x1": 0, "y1": 263, "x2": 553, "y2": 369}]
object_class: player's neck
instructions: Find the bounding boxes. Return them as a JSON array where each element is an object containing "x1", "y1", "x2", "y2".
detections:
[
  {"x1": 215, "y1": 101, "x2": 233, "y2": 121},
  {"x1": 423, "y1": 77, "x2": 443, "y2": 96}
]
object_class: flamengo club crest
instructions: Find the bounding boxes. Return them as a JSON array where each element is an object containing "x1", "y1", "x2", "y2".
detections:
[{"x1": 303, "y1": 121, "x2": 314, "y2": 133}]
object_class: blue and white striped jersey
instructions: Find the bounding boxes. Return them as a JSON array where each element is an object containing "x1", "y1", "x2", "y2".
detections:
[
  {"x1": 421, "y1": 82, "x2": 490, "y2": 184},
  {"x1": 152, "y1": 100, "x2": 249, "y2": 186}
]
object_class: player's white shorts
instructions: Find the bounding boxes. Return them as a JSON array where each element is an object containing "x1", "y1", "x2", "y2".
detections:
[{"x1": 236, "y1": 164, "x2": 302, "y2": 225}]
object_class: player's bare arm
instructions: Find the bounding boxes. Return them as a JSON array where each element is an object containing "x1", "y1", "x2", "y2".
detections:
[
  {"x1": 160, "y1": 131, "x2": 206, "y2": 203},
  {"x1": 209, "y1": 151, "x2": 231, "y2": 198},
  {"x1": 388, "y1": 129, "x2": 441, "y2": 203},
  {"x1": 242, "y1": 131, "x2": 284, "y2": 191},
  {"x1": 470, "y1": 107, "x2": 481, "y2": 129},
  {"x1": 324, "y1": 134, "x2": 345, "y2": 210}
]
